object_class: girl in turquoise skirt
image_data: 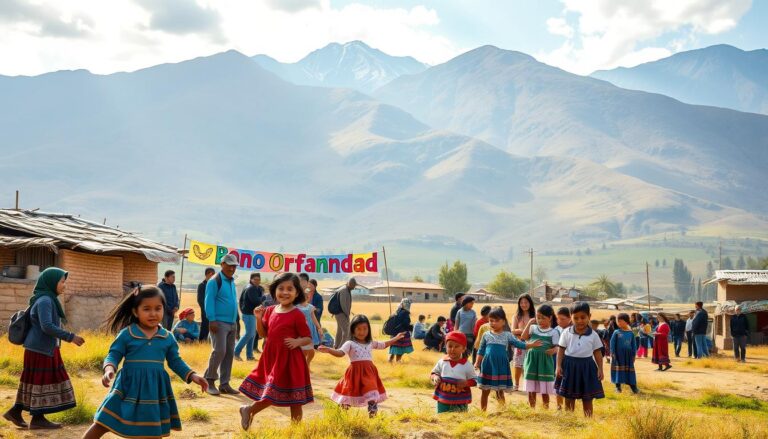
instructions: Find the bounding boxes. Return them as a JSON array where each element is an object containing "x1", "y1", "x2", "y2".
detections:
[
  {"x1": 474, "y1": 307, "x2": 541, "y2": 411},
  {"x1": 83, "y1": 286, "x2": 208, "y2": 439}
]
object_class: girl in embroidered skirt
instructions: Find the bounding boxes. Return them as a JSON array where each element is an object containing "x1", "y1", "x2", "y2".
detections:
[
  {"x1": 610, "y1": 313, "x2": 639, "y2": 394},
  {"x1": 520, "y1": 304, "x2": 560, "y2": 408},
  {"x1": 3, "y1": 268, "x2": 85, "y2": 431},
  {"x1": 555, "y1": 302, "x2": 605, "y2": 417},
  {"x1": 430, "y1": 332, "x2": 477, "y2": 413},
  {"x1": 511, "y1": 294, "x2": 536, "y2": 391},
  {"x1": 652, "y1": 314, "x2": 672, "y2": 371},
  {"x1": 388, "y1": 299, "x2": 414, "y2": 363},
  {"x1": 238, "y1": 273, "x2": 313, "y2": 428},
  {"x1": 474, "y1": 307, "x2": 541, "y2": 411},
  {"x1": 319, "y1": 315, "x2": 405, "y2": 417},
  {"x1": 83, "y1": 286, "x2": 208, "y2": 438}
]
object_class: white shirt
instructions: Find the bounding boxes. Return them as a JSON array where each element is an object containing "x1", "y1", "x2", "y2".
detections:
[
  {"x1": 431, "y1": 358, "x2": 477, "y2": 381},
  {"x1": 530, "y1": 325, "x2": 560, "y2": 347},
  {"x1": 558, "y1": 326, "x2": 603, "y2": 358},
  {"x1": 685, "y1": 318, "x2": 693, "y2": 332}
]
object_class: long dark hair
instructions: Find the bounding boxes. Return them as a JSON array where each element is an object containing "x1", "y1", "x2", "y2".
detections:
[
  {"x1": 537, "y1": 304, "x2": 556, "y2": 328},
  {"x1": 350, "y1": 314, "x2": 372, "y2": 343},
  {"x1": 269, "y1": 272, "x2": 305, "y2": 305},
  {"x1": 517, "y1": 293, "x2": 536, "y2": 319},
  {"x1": 104, "y1": 285, "x2": 167, "y2": 334}
]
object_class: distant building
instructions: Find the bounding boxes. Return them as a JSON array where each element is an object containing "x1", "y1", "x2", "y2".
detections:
[
  {"x1": 321, "y1": 280, "x2": 446, "y2": 303},
  {"x1": 465, "y1": 288, "x2": 499, "y2": 302},
  {"x1": 706, "y1": 270, "x2": 768, "y2": 349},
  {"x1": 0, "y1": 209, "x2": 180, "y2": 331}
]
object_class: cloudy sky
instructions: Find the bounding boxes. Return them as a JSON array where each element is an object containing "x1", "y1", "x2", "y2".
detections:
[{"x1": 0, "y1": 0, "x2": 765, "y2": 76}]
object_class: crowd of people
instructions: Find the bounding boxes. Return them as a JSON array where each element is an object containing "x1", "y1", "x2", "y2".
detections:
[{"x1": 1, "y1": 260, "x2": 746, "y2": 437}]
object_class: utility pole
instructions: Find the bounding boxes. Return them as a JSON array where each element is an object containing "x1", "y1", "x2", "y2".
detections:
[
  {"x1": 646, "y1": 261, "x2": 651, "y2": 311},
  {"x1": 525, "y1": 248, "x2": 535, "y2": 296},
  {"x1": 718, "y1": 239, "x2": 722, "y2": 269},
  {"x1": 15, "y1": 190, "x2": 19, "y2": 210}
]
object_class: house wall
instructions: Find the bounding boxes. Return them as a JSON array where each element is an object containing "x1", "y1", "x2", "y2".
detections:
[
  {"x1": 121, "y1": 252, "x2": 159, "y2": 285},
  {"x1": 369, "y1": 287, "x2": 446, "y2": 302},
  {"x1": 717, "y1": 282, "x2": 768, "y2": 302},
  {"x1": 56, "y1": 249, "x2": 125, "y2": 332},
  {"x1": 0, "y1": 247, "x2": 15, "y2": 267},
  {"x1": 0, "y1": 280, "x2": 35, "y2": 332}
]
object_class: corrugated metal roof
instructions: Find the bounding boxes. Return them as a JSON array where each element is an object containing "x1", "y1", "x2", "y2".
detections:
[
  {"x1": 0, "y1": 209, "x2": 180, "y2": 263},
  {"x1": 706, "y1": 270, "x2": 768, "y2": 286}
]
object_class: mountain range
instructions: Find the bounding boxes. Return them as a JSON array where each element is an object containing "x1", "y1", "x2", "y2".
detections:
[
  {"x1": 591, "y1": 44, "x2": 768, "y2": 115},
  {"x1": 1, "y1": 42, "x2": 766, "y2": 266}
]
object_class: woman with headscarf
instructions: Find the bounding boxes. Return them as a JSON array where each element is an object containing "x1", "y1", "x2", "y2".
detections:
[
  {"x1": 2, "y1": 268, "x2": 85, "y2": 430},
  {"x1": 388, "y1": 298, "x2": 414, "y2": 363}
]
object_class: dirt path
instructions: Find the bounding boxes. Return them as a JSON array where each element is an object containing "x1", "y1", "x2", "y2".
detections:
[{"x1": 2, "y1": 354, "x2": 767, "y2": 438}]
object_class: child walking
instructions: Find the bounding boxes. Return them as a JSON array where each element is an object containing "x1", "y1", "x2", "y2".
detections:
[
  {"x1": 474, "y1": 307, "x2": 541, "y2": 411},
  {"x1": 555, "y1": 302, "x2": 605, "y2": 417},
  {"x1": 83, "y1": 286, "x2": 208, "y2": 438},
  {"x1": 388, "y1": 299, "x2": 414, "y2": 363},
  {"x1": 318, "y1": 315, "x2": 405, "y2": 417},
  {"x1": 239, "y1": 273, "x2": 313, "y2": 428},
  {"x1": 520, "y1": 304, "x2": 559, "y2": 408},
  {"x1": 430, "y1": 332, "x2": 477, "y2": 413},
  {"x1": 296, "y1": 295, "x2": 322, "y2": 368},
  {"x1": 610, "y1": 313, "x2": 639, "y2": 394}
]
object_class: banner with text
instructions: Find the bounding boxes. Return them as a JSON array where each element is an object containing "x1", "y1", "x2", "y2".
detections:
[{"x1": 187, "y1": 240, "x2": 379, "y2": 273}]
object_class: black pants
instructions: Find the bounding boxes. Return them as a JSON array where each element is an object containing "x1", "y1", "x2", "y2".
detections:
[
  {"x1": 163, "y1": 311, "x2": 175, "y2": 331},
  {"x1": 733, "y1": 335, "x2": 747, "y2": 361},
  {"x1": 463, "y1": 334, "x2": 475, "y2": 360},
  {"x1": 200, "y1": 314, "x2": 210, "y2": 341},
  {"x1": 686, "y1": 331, "x2": 697, "y2": 357}
]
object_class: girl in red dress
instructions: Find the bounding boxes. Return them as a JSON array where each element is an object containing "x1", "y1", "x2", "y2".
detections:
[
  {"x1": 652, "y1": 314, "x2": 672, "y2": 371},
  {"x1": 318, "y1": 315, "x2": 405, "y2": 417},
  {"x1": 239, "y1": 273, "x2": 313, "y2": 428}
]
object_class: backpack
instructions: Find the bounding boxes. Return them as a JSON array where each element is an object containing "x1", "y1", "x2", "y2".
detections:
[
  {"x1": 327, "y1": 290, "x2": 343, "y2": 315},
  {"x1": 382, "y1": 314, "x2": 399, "y2": 336},
  {"x1": 8, "y1": 307, "x2": 31, "y2": 345}
]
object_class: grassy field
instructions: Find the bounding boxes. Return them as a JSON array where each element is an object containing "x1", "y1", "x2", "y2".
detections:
[{"x1": 1, "y1": 327, "x2": 767, "y2": 439}]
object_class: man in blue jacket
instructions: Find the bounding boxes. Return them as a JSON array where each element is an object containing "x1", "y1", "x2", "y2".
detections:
[
  {"x1": 692, "y1": 301, "x2": 709, "y2": 358},
  {"x1": 203, "y1": 254, "x2": 240, "y2": 396},
  {"x1": 158, "y1": 270, "x2": 179, "y2": 330}
]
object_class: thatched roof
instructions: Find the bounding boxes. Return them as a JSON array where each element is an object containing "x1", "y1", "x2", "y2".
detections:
[{"x1": 0, "y1": 209, "x2": 180, "y2": 263}]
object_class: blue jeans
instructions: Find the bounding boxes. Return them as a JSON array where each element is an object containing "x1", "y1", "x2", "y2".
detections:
[
  {"x1": 694, "y1": 334, "x2": 709, "y2": 358},
  {"x1": 234, "y1": 314, "x2": 256, "y2": 359},
  {"x1": 672, "y1": 336, "x2": 683, "y2": 357}
]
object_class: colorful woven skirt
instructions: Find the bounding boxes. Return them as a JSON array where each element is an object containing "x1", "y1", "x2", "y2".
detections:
[
  {"x1": 13, "y1": 348, "x2": 76, "y2": 416},
  {"x1": 331, "y1": 361, "x2": 387, "y2": 406},
  {"x1": 389, "y1": 332, "x2": 414, "y2": 355}
]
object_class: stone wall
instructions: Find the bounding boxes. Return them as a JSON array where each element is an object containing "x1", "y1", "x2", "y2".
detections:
[
  {"x1": 0, "y1": 280, "x2": 35, "y2": 332},
  {"x1": 61, "y1": 293, "x2": 121, "y2": 333}
]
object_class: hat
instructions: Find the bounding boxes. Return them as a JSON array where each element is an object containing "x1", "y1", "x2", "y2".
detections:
[
  {"x1": 178, "y1": 308, "x2": 195, "y2": 320},
  {"x1": 445, "y1": 331, "x2": 467, "y2": 347},
  {"x1": 221, "y1": 253, "x2": 239, "y2": 266}
]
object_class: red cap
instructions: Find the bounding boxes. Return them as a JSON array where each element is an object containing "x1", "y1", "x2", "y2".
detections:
[
  {"x1": 446, "y1": 331, "x2": 467, "y2": 347},
  {"x1": 178, "y1": 308, "x2": 195, "y2": 320}
]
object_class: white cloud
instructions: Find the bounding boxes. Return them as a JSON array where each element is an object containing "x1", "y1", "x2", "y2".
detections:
[
  {"x1": 539, "y1": 0, "x2": 752, "y2": 75},
  {"x1": 0, "y1": 0, "x2": 459, "y2": 76}
]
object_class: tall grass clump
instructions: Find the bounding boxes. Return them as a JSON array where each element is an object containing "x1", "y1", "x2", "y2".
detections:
[
  {"x1": 49, "y1": 386, "x2": 97, "y2": 425},
  {"x1": 625, "y1": 404, "x2": 684, "y2": 439}
]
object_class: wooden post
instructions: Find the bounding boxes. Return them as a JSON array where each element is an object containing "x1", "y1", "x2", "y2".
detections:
[
  {"x1": 646, "y1": 261, "x2": 651, "y2": 312},
  {"x1": 525, "y1": 248, "x2": 535, "y2": 296},
  {"x1": 382, "y1": 246, "x2": 392, "y2": 317},
  {"x1": 178, "y1": 234, "x2": 188, "y2": 296},
  {"x1": 15, "y1": 190, "x2": 19, "y2": 210}
]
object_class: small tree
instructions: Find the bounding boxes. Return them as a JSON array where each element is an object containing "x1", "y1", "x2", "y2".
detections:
[
  {"x1": 487, "y1": 270, "x2": 528, "y2": 299},
  {"x1": 587, "y1": 274, "x2": 619, "y2": 298},
  {"x1": 438, "y1": 261, "x2": 470, "y2": 296},
  {"x1": 412, "y1": 275, "x2": 424, "y2": 282},
  {"x1": 736, "y1": 255, "x2": 746, "y2": 270}
]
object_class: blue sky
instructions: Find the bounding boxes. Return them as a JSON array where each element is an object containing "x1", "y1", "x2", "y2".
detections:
[{"x1": 0, "y1": 0, "x2": 764, "y2": 76}]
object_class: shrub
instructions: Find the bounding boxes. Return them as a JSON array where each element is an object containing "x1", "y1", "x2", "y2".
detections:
[
  {"x1": 700, "y1": 392, "x2": 764, "y2": 411},
  {"x1": 184, "y1": 407, "x2": 211, "y2": 422}
]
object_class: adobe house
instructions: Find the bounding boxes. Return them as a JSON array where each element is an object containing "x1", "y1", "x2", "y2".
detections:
[
  {"x1": 0, "y1": 209, "x2": 180, "y2": 331},
  {"x1": 706, "y1": 270, "x2": 768, "y2": 350}
]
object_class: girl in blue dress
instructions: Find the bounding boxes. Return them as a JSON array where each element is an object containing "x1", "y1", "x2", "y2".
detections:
[
  {"x1": 473, "y1": 307, "x2": 541, "y2": 411},
  {"x1": 610, "y1": 313, "x2": 639, "y2": 394},
  {"x1": 83, "y1": 286, "x2": 208, "y2": 439}
]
